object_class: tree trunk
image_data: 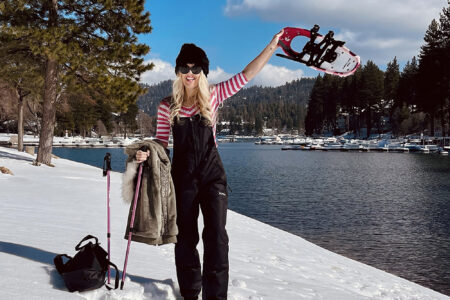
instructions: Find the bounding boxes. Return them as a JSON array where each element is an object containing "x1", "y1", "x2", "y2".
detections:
[
  {"x1": 17, "y1": 96, "x2": 24, "y2": 152},
  {"x1": 36, "y1": 0, "x2": 58, "y2": 166},
  {"x1": 36, "y1": 58, "x2": 58, "y2": 165}
]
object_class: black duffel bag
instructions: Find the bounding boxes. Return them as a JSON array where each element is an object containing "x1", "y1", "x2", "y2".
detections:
[{"x1": 54, "y1": 235, "x2": 119, "y2": 292}]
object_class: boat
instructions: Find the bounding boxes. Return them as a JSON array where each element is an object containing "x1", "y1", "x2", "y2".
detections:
[
  {"x1": 342, "y1": 140, "x2": 364, "y2": 151},
  {"x1": 323, "y1": 143, "x2": 342, "y2": 151},
  {"x1": 438, "y1": 147, "x2": 448, "y2": 155},
  {"x1": 310, "y1": 143, "x2": 324, "y2": 150},
  {"x1": 281, "y1": 145, "x2": 301, "y2": 150},
  {"x1": 423, "y1": 144, "x2": 439, "y2": 153},
  {"x1": 404, "y1": 143, "x2": 422, "y2": 152}
]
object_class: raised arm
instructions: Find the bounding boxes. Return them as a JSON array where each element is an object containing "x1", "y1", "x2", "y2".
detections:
[{"x1": 242, "y1": 29, "x2": 284, "y2": 82}]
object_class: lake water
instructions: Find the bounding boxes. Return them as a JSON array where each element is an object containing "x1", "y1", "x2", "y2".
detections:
[{"x1": 52, "y1": 143, "x2": 450, "y2": 296}]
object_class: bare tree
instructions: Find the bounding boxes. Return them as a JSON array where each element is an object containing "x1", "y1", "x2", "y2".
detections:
[{"x1": 138, "y1": 110, "x2": 155, "y2": 138}]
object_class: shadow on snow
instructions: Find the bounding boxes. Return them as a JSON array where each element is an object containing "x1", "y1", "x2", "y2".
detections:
[
  {"x1": 0, "y1": 240, "x2": 179, "y2": 296},
  {"x1": 0, "y1": 149, "x2": 34, "y2": 162}
]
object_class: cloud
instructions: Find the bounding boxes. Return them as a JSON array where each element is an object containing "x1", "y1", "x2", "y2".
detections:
[
  {"x1": 334, "y1": 30, "x2": 423, "y2": 64},
  {"x1": 208, "y1": 67, "x2": 234, "y2": 85},
  {"x1": 141, "y1": 59, "x2": 303, "y2": 87},
  {"x1": 140, "y1": 58, "x2": 175, "y2": 85},
  {"x1": 247, "y1": 64, "x2": 304, "y2": 87},
  {"x1": 224, "y1": 0, "x2": 446, "y2": 64},
  {"x1": 224, "y1": 0, "x2": 443, "y2": 33}
]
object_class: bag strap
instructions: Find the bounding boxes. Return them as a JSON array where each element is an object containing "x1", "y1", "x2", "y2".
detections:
[
  {"x1": 53, "y1": 254, "x2": 73, "y2": 274},
  {"x1": 75, "y1": 235, "x2": 99, "y2": 250},
  {"x1": 105, "y1": 261, "x2": 120, "y2": 290}
]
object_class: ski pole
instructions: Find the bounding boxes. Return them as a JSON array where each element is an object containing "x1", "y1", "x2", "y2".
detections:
[
  {"x1": 121, "y1": 146, "x2": 148, "y2": 290},
  {"x1": 103, "y1": 152, "x2": 112, "y2": 284}
]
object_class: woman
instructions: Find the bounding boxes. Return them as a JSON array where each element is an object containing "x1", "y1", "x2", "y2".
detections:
[{"x1": 136, "y1": 30, "x2": 283, "y2": 300}]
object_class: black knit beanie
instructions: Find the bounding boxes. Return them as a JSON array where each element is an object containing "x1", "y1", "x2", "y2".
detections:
[{"x1": 175, "y1": 43, "x2": 209, "y2": 77}]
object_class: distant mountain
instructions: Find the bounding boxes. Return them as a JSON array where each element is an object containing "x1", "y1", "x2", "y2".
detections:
[
  {"x1": 137, "y1": 78, "x2": 315, "y2": 132},
  {"x1": 138, "y1": 80, "x2": 173, "y2": 116}
]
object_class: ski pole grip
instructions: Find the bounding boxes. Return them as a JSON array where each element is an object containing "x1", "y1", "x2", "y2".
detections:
[{"x1": 103, "y1": 152, "x2": 111, "y2": 176}]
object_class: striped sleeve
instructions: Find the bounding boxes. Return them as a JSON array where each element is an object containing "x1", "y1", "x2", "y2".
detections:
[
  {"x1": 212, "y1": 72, "x2": 248, "y2": 109},
  {"x1": 155, "y1": 101, "x2": 171, "y2": 147}
]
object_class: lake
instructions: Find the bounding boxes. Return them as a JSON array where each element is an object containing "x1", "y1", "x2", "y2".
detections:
[{"x1": 52, "y1": 143, "x2": 450, "y2": 296}]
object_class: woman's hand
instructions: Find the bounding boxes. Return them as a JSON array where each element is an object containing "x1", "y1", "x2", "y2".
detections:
[
  {"x1": 269, "y1": 29, "x2": 284, "y2": 49},
  {"x1": 136, "y1": 150, "x2": 150, "y2": 163}
]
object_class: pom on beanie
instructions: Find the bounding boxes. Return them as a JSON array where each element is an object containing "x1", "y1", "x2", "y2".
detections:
[{"x1": 175, "y1": 43, "x2": 209, "y2": 77}]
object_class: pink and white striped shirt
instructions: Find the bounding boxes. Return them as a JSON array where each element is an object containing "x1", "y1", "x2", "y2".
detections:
[{"x1": 156, "y1": 72, "x2": 248, "y2": 147}]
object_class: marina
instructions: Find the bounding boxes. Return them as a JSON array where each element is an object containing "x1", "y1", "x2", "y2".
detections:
[
  {"x1": 1, "y1": 133, "x2": 449, "y2": 155},
  {"x1": 0, "y1": 134, "x2": 146, "y2": 148},
  {"x1": 252, "y1": 136, "x2": 450, "y2": 155}
]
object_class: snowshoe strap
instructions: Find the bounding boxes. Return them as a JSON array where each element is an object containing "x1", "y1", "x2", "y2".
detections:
[{"x1": 277, "y1": 25, "x2": 346, "y2": 68}]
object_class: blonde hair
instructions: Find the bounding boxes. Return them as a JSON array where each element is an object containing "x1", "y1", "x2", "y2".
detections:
[{"x1": 169, "y1": 71, "x2": 212, "y2": 125}]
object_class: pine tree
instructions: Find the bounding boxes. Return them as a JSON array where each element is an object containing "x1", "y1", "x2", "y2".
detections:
[
  {"x1": 384, "y1": 57, "x2": 400, "y2": 109},
  {"x1": 305, "y1": 75, "x2": 325, "y2": 135},
  {"x1": 397, "y1": 57, "x2": 418, "y2": 108},
  {"x1": 321, "y1": 75, "x2": 341, "y2": 134},
  {"x1": 0, "y1": 0, "x2": 152, "y2": 165},
  {"x1": 338, "y1": 68, "x2": 363, "y2": 136},
  {"x1": 382, "y1": 57, "x2": 400, "y2": 133},
  {"x1": 418, "y1": 19, "x2": 443, "y2": 136},
  {"x1": 390, "y1": 57, "x2": 418, "y2": 136},
  {"x1": 439, "y1": 4, "x2": 450, "y2": 135},
  {"x1": 121, "y1": 102, "x2": 139, "y2": 138},
  {"x1": 359, "y1": 61, "x2": 384, "y2": 138},
  {"x1": 70, "y1": 94, "x2": 98, "y2": 138}
]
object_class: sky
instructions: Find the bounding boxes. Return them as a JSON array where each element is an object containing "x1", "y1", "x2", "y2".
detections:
[{"x1": 139, "y1": 0, "x2": 448, "y2": 87}]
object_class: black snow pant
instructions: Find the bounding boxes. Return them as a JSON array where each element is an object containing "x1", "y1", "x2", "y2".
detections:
[{"x1": 171, "y1": 115, "x2": 229, "y2": 300}]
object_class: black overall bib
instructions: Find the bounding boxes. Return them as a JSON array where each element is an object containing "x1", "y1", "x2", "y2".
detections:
[{"x1": 171, "y1": 114, "x2": 229, "y2": 300}]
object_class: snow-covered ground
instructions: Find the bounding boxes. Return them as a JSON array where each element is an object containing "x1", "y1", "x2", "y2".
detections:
[{"x1": 0, "y1": 146, "x2": 448, "y2": 300}]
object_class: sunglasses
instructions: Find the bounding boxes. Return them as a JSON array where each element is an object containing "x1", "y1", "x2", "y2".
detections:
[{"x1": 179, "y1": 65, "x2": 202, "y2": 74}]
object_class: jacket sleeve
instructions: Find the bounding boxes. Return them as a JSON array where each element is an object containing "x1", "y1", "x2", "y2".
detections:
[{"x1": 122, "y1": 155, "x2": 139, "y2": 204}]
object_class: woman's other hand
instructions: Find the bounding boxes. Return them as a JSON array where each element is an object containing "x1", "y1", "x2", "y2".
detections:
[{"x1": 136, "y1": 150, "x2": 150, "y2": 163}]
